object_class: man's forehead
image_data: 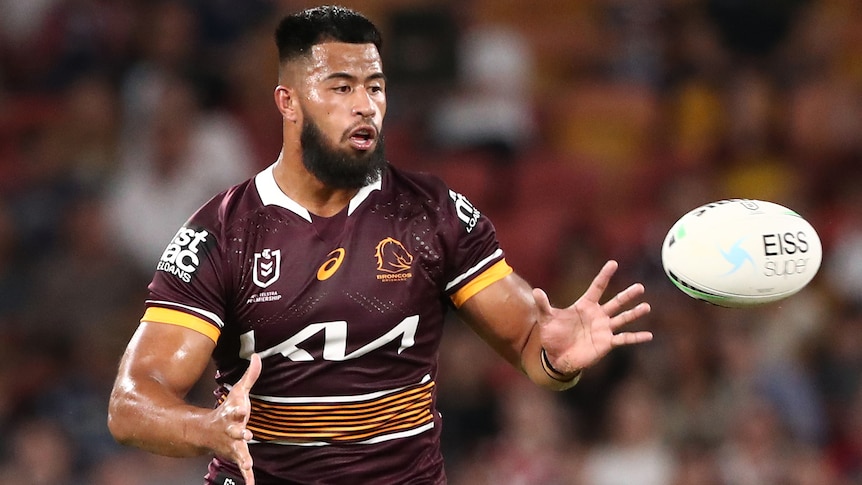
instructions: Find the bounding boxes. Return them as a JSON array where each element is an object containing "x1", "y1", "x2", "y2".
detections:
[{"x1": 306, "y1": 42, "x2": 383, "y2": 75}]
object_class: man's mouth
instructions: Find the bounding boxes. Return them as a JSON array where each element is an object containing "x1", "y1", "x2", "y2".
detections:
[{"x1": 347, "y1": 125, "x2": 377, "y2": 151}]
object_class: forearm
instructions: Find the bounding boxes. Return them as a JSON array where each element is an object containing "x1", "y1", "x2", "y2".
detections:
[
  {"x1": 458, "y1": 273, "x2": 582, "y2": 391},
  {"x1": 108, "y1": 376, "x2": 216, "y2": 457}
]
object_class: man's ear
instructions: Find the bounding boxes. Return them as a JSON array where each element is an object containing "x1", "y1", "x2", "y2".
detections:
[{"x1": 274, "y1": 85, "x2": 298, "y2": 123}]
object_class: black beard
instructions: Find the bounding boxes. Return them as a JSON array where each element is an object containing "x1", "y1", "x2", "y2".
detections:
[{"x1": 300, "y1": 117, "x2": 386, "y2": 189}]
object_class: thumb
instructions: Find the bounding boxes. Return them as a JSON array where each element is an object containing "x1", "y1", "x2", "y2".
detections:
[
  {"x1": 235, "y1": 353, "x2": 262, "y2": 394},
  {"x1": 531, "y1": 288, "x2": 554, "y2": 318}
]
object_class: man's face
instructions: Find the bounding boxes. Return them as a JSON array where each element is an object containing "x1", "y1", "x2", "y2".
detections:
[{"x1": 294, "y1": 42, "x2": 387, "y2": 188}]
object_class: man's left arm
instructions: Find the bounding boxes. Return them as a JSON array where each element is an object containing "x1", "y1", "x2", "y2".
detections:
[{"x1": 455, "y1": 260, "x2": 652, "y2": 391}]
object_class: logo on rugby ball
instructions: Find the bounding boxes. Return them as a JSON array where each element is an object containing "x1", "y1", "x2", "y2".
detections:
[{"x1": 720, "y1": 239, "x2": 755, "y2": 275}]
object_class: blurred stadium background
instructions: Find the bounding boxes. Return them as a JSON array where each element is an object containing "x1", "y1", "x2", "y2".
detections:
[{"x1": 1, "y1": 0, "x2": 861, "y2": 483}]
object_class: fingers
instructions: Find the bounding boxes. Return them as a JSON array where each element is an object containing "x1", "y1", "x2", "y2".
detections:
[
  {"x1": 583, "y1": 260, "x2": 619, "y2": 303},
  {"x1": 240, "y1": 453, "x2": 256, "y2": 485},
  {"x1": 227, "y1": 421, "x2": 255, "y2": 484},
  {"x1": 226, "y1": 423, "x2": 253, "y2": 441},
  {"x1": 225, "y1": 436, "x2": 255, "y2": 485},
  {"x1": 611, "y1": 330, "x2": 654, "y2": 347},
  {"x1": 608, "y1": 297, "x2": 653, "y2": 347},
  {"x1": 601, "y1": 282, "x2": 644, "y2": 316},
  {"x1": 220, "y1": 353, "x2": 261, "y2": 483},
  {"x1": 590, "y1": 263, "x2": 650, "y2": 335},
  {"x1": 609, "y1": 299, "x2": 651, "y2": 328},
  {"x1": 220, "y1": 417, "x2": 255, "y2": 484}
]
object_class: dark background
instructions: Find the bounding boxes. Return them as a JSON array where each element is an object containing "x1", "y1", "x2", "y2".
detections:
[{"x1": 1, "y1": 0, "x2": 861, "y2": 483}]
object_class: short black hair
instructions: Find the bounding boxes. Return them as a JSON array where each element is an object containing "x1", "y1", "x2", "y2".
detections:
[{"x1": 274, "y1": 5, "x2": 382, "y2": 63}]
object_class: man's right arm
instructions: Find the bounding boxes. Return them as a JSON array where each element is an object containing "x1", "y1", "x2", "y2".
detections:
[{"x1": 108, "y1": 321, "x2": 261, "y2": 481}]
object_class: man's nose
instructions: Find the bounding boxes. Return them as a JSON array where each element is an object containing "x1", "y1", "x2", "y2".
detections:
[{"x1": 352, "y1": 88, "x2": 376, "y2": 118}]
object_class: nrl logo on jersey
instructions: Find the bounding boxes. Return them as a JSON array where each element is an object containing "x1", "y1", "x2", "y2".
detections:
[
  {"x1": 253, "y1": 248, "x2": 281, "y2": 288},
  {"x1": 375, "y1": 237, "x2": 413, "y2": 282}
]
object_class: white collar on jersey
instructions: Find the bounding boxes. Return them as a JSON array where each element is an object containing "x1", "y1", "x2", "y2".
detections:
[{"x1": 255, "y1": 162, "x2": 382, "y2": 223}]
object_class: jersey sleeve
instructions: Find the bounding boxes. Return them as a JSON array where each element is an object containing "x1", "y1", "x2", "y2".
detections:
[
  {"x1": 141, "y1": 196, "x2": 230, "y2": 343},
  {"x1": 442, "y1": 189, "x2": 513, "y2": 308}
]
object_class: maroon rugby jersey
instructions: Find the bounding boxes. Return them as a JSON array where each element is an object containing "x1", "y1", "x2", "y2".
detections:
[{"x1": 141, "y1": 162, "x2": 512, "y2": 484}]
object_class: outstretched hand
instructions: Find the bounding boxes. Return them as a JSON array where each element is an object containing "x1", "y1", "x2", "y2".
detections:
[
  {"x1": 212, "y1": 353, "x2": 261, "y2": 485},
  {"x1": 536, "y1": 260, "x2": 652, "y2": 376}
]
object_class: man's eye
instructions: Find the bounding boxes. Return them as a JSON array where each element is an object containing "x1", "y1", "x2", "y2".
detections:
[{"x1": 334, "y1": 85, "x2": 351, "y2": 93}]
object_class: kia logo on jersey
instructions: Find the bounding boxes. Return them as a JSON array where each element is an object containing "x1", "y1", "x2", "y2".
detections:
[{"x1": 253, "y1": 248, "x2": 281, "y2": 288}]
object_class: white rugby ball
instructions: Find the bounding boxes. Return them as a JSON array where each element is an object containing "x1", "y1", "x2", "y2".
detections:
[{"x1": 662, "y1": 199, "x2": 822, "y2": 307}]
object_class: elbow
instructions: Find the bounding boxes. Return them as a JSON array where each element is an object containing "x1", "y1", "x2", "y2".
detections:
[
  {"x1": 106, "y1": 410, "x2": 129, "y2": 445},
  {"x1": 107, "y1": 387, "x2": 136, "y2": 446}
]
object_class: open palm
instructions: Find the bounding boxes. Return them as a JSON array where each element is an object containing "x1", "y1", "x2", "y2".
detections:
[{"x1": 536, "y1": 260, "x2": 652, "y2": 375}]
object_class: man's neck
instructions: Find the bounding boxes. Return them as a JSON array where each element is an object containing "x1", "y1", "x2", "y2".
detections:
[{"x1": 272, "y1": 153, "x2": 360, "y2": 218}]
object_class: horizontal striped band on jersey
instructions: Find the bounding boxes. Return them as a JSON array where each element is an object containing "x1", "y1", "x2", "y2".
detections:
[
  {"x1": 141, "y1": 304, "x2": 222, "y2": 343},
  {"x1": 224, "y1": 377, "x2": 436, "y2": 446},
  {"x1": 449, "y1": 257, "x2": 513, "y2": 308}
]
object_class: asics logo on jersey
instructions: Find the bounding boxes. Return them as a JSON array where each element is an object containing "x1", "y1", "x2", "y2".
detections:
[
  {"x1": 317, "y1": 248, "x2": 346, "y2": 281},
  {"x1": 253, "y1": 249, "x2": 281, "y2": 288},
  {"x1": 449, "y1": 190, "x2": 480, "y2": 233},
  {"x1": 157, "y1": 227, "x2": 211, "y2": 283},
  {"x1": 375, "y1": 237, "x2": 413, "y2": 282}
]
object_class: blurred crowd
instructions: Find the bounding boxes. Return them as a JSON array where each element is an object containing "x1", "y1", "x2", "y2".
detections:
[{"x1": 1, "y1": 0, "x2": 861, "y2": 483}]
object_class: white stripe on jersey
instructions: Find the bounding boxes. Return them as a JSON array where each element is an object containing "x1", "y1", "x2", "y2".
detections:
[
  {"x1": 225, "y1": 374, "x2": 432, "y2": 404},
  {"x1": 444, "y1": 248, "x2": 504, "y2": 292}
]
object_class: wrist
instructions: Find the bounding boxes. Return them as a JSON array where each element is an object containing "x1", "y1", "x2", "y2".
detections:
[{"x1": 541, "y1": 348, "x2": 582, "y2": 384}]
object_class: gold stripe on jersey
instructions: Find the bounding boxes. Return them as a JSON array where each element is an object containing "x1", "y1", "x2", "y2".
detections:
[
  {"x1": 236, "y1": 379, "x2": 435, "y2": 445},
  {"x1": 141, "y1": 307, "x2": 221, "y2": 343},
  {"x1": 450, "y1": 259, "x2": 513, "y2": 308}
]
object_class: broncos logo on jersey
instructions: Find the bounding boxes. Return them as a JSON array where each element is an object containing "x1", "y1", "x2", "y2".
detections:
[{"x1": 375, "y1": 237, "x2": 413, "y2": 281}]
